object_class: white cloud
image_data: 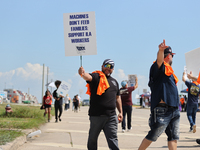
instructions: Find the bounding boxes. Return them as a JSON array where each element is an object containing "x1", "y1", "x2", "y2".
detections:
[{"x1": 0, "y1": 63, "x2": 45, "y2": 80}]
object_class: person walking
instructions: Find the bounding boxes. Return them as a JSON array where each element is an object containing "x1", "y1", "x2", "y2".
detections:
[
  {"x1": 78, "y1": 59, "x2": 123, "y2": 150},
  {"x1": 42, "y1": 90, "x2": 52, "y2": 122},
  {"x1": 53, "y1": 80, "x2": 64, "y2": 123},
  {"x1": 187, "y1": 72, "x2": 200, "y2": 144},
  {"x1": 64, "y1": 94, "x2": 70, "y2": 111},
  {"x1": 138, "y1": 40, "x2": 180, "y2": 150},
  {"x1": 73, "y1": 94, "x2": 79, "y2": 112},
  {"x1": 180, "y1": 95, "x2": 185, "y2": 112},
  {"x1": 120, "y1": 79, "x2": 138, "y2": 132},
  {"x1": 183, "y1": 71, "x2": 200, "y2": 133}
]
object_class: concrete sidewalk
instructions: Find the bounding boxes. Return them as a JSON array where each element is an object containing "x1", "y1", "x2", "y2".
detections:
[{"x1": 5, "y1": 106, "x2": 200, "y2": 150}]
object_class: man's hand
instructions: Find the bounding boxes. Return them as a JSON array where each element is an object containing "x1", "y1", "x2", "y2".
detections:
[
  {"x1": 157, "y1": 39, "x2": 168, "y2": 69},
  {"x1": 182, "y1": 72, "x2": 186, "y2": 82},
  {"x1": 118, "y1": 113, "x2": 123, "y2": 123},
  {"x1": 187, "y1": 71, "x2": 193, "y2": 79},
  {"x1": 78, "y1": 66, "x2": 85, "y2": 76},
  {"x1": 158, "y1": 39, "x2": 168, "y2": 52},
  {"x1": 78, "y1": 66, "x2": 92, "y2": 81}
]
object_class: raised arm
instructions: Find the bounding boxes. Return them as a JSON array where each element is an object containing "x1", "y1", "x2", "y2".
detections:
[
  {"x1": 182, "y1": 72, "x2": 186, "y2": 83},
  {"x1": 134, "y1": 76, "x2": 138, "y2": 89},
  {"x1": 157, "y1": 39, "x2": 168, "y2": 69},
  {"x1": 78, "y1": 66, "x2": 92, "y2": 81},
  {"x1": 187, "y1": 71, "x2": 198, "y2": 81}
]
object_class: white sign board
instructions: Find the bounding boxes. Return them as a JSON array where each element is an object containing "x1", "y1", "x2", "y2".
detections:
[
  {"x1": 128, "y1": 74, "x2": 137, "y2": 87},
  {"x1": 185, "y1": 47, "x2": 200, "y2": 77},
  {"x1": 57, "y1": 81, "x2": 71, "y2": 97},
  {"x1": 63, "y1": 11, "x2": 97, "y2": 56}
]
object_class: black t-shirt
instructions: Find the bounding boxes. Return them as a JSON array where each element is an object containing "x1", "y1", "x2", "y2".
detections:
[
  {"x1": 87, "y1": 73, "x2": 120, "y2": 116},
  {"x1": 53, "y1": 89, "x2": 63, "y2": 105},
  {"x1": 185, "y1": 81, "x2": 200, "y2": 105}
]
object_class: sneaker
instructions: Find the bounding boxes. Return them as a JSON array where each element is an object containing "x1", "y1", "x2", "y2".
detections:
[
  {"x1": 55, "y1": 119, "x2": 58, "y2": 123},
  {"x1": 122, "y1": 129, "x2": 125, "y2": 133},
  {"x1": 59, "y1": 118, "x2": 61, "y2": 122},
  {"x1": 189, "y1": 129, "x2": 193, "y2": 132},
  {"x1": 48, "y1": 119, "x2": 50, "y2": 122},
  {"x1": 196, "y1": 139, "x2": 200, "y2": 144},
  {"x1": 127, "y1": 127, "x2": 132, "y2": 131},
  {"x1": 193, "y1": 125, "x2": 196, "y2": 133}
]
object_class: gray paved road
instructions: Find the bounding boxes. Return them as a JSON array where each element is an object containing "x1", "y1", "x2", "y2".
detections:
[{"x1": 17, "y1": 106, "x2": 200, "y2": 150}]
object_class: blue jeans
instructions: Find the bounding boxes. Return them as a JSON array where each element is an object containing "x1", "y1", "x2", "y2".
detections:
[
  {"x1": 87, "y1": 115, "x2": 119, "y2": 150},
  {"x1": 122, "y1": 105, "x2": 132, "y2": 130},
  {"x1": 187, "y1": 103, "x2": 198, "y2": 130},
  {"x1": 146, "y1": 107, "x2": 180, "y2": 141}
]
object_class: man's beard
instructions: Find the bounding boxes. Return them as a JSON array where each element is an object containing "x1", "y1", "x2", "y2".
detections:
[
  {"x1": 102, "y1": 70, "x2": 112, "y2": 76},
  {"x1": 169, "y1": 60, "x2": 172, "y2": 66}
]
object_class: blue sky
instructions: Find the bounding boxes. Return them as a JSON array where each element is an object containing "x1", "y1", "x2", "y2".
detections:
[{"x1": 0, "y1": 0, "x2": 200, "y2": 103}]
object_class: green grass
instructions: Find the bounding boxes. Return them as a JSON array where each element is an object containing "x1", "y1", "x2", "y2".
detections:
[
  {"x1": 0, "y1": 103, "x2": 55, "y2": 145},
  {"x1": 0, "y1": 130, "x2": 24, "y2": 145}
]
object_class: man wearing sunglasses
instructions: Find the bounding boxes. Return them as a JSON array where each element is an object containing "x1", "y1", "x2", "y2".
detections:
[
  {"x1": 78, "y1": 59, "x2": 123, "y2": 150},
  {"x1": 138, "y1": 40, "x2": 180, "y2": 150}
]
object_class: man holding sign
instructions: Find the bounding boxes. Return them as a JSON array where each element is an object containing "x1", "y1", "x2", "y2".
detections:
[
  {"x1": 53, "y1": 80, "x2": 64, "y2": 123},
  {"x1": 138, "y1": 40, "x2": 180, "y2": 150},
  {"x1": 78, "y1": 59, "x2": 122, "y2": 150}
]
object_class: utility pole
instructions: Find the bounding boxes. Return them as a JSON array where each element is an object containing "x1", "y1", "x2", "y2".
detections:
[
  {"x1": 46, "y1": 67, "x2": 49, "y2": 91},
  {"x1": 42, "y1": 64, "x2": 45, "y2": 104}
]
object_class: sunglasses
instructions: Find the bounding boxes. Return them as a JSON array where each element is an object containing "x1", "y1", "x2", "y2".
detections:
[
  {"x1": 104, "y1": 64, "x2": 114, "y2": 69},
  {"x1": 170, "y1": 54, "x2": 174, "y2": 58}
]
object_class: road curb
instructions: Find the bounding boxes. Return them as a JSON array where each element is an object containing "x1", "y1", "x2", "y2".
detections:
[{"x1": 0, "y1": 129, "x2": 35, "y2": 150}]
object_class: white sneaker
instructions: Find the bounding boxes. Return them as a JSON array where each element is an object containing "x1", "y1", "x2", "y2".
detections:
[
  {"x1": 189, "y1": 129, "x2": 193, "y2": 132},
  {"x1": 122, "y1": 129, "x2": 125, "y2": 133},
  {"x1": 193, "y1": 125, "x2": 196, "y2": 133},
  {"x1": 127, "y1": 127, "x2": 132, "y2": 132}
]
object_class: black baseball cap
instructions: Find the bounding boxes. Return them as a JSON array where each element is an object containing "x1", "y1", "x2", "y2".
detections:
[{"x1": 164, "y1": 46, "x2": 175, "y2": 55}]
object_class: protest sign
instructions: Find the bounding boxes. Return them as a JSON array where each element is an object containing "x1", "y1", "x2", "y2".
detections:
[
  {"x1": 185, "y1": 47, "x2": 200, "y2": 77},
  {"x1": 57, "y1": 81, "x2": 71, "y2": 97},
  {"x1": 63, "y1": 11, "x2": 97, "y2": 56},
  {"x1": 128, "y1": 74, "x2": 137, "y2": 87}
]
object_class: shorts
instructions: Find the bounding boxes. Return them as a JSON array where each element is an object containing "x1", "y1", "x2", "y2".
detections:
[
  {"x1": 44, "y1": 104, "x2": 51, "y2": 108},
  {"x1": 145, "y1": 106, "x2": 180, "y2": 142}
]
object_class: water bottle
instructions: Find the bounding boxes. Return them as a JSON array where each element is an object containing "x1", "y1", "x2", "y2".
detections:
[{"x1": 27, "y1": 130, "x2": 41, "y2": 138}]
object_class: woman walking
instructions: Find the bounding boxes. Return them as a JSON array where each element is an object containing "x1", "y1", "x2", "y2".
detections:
[{"x1": 43, "y1": 90, "x2": 52, "y2": 122}]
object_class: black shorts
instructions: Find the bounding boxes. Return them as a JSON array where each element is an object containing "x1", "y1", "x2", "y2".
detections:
[{"x1": 44, "y1": 104, "x2": 51, "y2": 108}]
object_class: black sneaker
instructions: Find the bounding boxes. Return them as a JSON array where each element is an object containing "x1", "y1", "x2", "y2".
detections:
[
  {"x1": 196, "y1": 139, "x2": 200, "y2": 144},
  {"x1": 55, "y1": 119, "x2": 58, "y2": 123},
  {"x1": 48, "y1": 119, "x2": 50, "y2": 122},
  {"x1": 59, "y1": 118, "x2": 61, "y2": 122}
]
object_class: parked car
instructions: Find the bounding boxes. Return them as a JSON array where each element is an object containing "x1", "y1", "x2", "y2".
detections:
[{"x1": 82, "y1": 99, "x2": 90, "y2": 106}]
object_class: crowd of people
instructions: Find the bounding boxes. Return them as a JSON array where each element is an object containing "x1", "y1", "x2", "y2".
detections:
[{"x1": 42, "y1": 39, "x2": 200, "y2": 149}]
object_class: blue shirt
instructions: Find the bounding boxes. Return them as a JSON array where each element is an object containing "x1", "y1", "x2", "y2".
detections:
[
  {"x1": 185, "y1": 81, "x2": 200, "y2": 105},
  {"x1": 148, "y1": 61, "x2": 179, "y2": 111}
]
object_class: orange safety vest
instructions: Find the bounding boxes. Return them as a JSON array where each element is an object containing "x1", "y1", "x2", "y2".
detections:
[{"x1": 86, "y1": 70, "x2": 110, "y2": 96}]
